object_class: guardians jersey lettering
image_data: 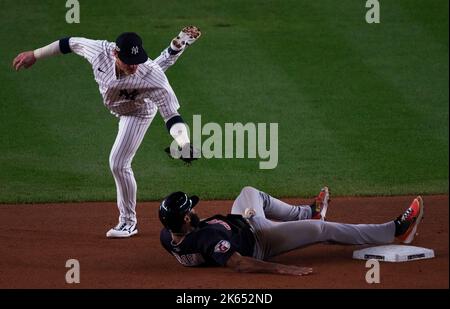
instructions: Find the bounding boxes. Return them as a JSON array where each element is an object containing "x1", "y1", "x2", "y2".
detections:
[
  {"x1": 67, "y1": 37, "x2": 183, "y2": 119},
  {"x1": 207, "y1": 219, "x2": 231, "y2": 230},
  {"x1": 172, "y1": 252, "x2": 205, "y2": 266}
]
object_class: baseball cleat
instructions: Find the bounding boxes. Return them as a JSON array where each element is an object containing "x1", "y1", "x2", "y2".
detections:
[
  {"x1": 311, "y1": 187, "x2": 330, "y2": 220},
  {"x1": 106, "y1": 222, "x2": 138, "y2": 238},
  {"x1": 395, "y1": 196, "x2": 424, "y2": 244}
]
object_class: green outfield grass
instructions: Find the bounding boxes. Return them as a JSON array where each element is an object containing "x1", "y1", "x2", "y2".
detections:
[{"x1": 0, "y1": 0, "x2": 448, "y2": 203}]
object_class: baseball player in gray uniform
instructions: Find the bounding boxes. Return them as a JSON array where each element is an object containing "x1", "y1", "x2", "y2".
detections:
[
  {"x1": 13, "y1": 26, "x2": 201, "y2": 238},
  {"x1": 159, "y1": 186, "x2": 424, "y2": 275}
]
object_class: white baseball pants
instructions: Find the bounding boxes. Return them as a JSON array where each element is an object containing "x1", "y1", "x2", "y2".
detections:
[{"x1": 109, "y1": 113, "x2": 156, "y2": 226}]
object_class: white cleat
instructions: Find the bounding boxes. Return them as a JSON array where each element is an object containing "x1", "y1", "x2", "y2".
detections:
[{"x1": 106, "y1": 222, "x2": 138, "y2": 238}]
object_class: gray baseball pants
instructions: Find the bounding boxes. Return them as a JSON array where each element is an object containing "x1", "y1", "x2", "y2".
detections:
[{"x1": 231, "y1": 186, "x2": 395, "y2": 260}]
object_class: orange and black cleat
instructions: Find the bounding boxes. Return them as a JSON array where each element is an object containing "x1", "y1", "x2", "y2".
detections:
[
  {"x1": 395, "y1": 196, "x2": 424, "y2": 244},
  {"x1": 311, "y1": 187, "x2": 330, "y2": 220}
]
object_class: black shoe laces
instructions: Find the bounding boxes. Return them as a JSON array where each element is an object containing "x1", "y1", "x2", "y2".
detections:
[{"x1": 114, "y1": 222, "x2": 127, "y2": 231}]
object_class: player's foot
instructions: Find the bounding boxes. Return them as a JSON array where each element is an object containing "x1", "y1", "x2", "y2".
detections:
[
  {"x1": 310, "y1": 187, "x2": 330, "y2": 220},
  {"x1": 170, "y1": 26, "x2": 201, "y2": 52},
  {"x1": 395, "y1": 196, "x2": 424, "y2": 244},
  {"x1": 106, "y1": 222, "x2": 138, "y2": 238}
]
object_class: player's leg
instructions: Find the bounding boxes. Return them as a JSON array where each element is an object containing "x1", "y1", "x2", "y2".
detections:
[
  {"x1": 231, "y1": 186, "x2": 266, "y2": 218},
  {"x1": 263, "y1": 220, "x2": 395, "y2": 258},
  {"x1": 261, "y1": 196, "x2": 424, "y2": 258},
  {"x1": 107, "y1": 115, "x2": 154, "y2": 237},
  {"x1": 231, "y1": 186, "x2": 312, "y2": 221}
]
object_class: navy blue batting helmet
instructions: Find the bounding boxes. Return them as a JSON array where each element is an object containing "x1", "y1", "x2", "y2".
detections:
[{"x1": 159, "y1": 191, "x2": 199, "y2": 232}]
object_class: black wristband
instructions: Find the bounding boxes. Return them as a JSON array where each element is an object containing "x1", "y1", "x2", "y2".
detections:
[
  {"x1": 166, "y1": 115, "x2": 184, "y2": 132},
  {"x1": 59, "y1": 37, "x2": 72, "y2": 54},
  {"x1": 168, "y1": 46, "x2": 181, "y2": 55}
]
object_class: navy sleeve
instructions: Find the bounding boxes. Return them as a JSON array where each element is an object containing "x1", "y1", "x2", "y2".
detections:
[
  {"x1": 165, "y1": 115, "x2": 184, "y2": 132},
  {"x1": 160, "y1": 228, "x2": 174, "y2": 254},
  {"x1": 167, "y1": 46, "x2": 182, "y2": 55},
  {"x1": 199, "y1": 230, "x2": 236, "y2": 266},
  {"x1": 59, "y1": 37, "x2": 72, "y2": 54}
]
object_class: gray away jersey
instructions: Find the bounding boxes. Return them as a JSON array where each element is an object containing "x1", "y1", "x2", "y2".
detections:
[{"x1": 68, "y1": 37, "x2": 183, "y2": 119}]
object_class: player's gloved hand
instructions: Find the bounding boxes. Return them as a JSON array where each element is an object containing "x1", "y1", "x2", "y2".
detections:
[
  {"x1": 165, "y1": 143, "x2": 200, "y2": 165},
  {"x1": 12, "y1": 51, "x2": 37, "y2": 71},
  {"x1": 170, "y1": 25, "x2": 202, "y2": 52}
]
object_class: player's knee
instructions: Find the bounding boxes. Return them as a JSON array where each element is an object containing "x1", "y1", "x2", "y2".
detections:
[
  {"x1": 109, "y1": 158, "x2": 124, "y2": 174},
  {"x1": 240, "y1": 186, "x2": 257, "y2": 195},
  {"x1": 313, "y1": 221, "x2": 327, "y2": 240},
  {"x1": 309, "y1": 221, "x2": 326, "y2": 237}
]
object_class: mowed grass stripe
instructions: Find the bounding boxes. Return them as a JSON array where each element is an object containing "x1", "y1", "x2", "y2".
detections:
[{"x1": 0, "y1": 1, "x2": 447, "y2": 202}]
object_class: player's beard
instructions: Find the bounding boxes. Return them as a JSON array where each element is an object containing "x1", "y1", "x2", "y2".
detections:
[{"x1": 189, "y1": 212, "x2": 201, "y2": 229}]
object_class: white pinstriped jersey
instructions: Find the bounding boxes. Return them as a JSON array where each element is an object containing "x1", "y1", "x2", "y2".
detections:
[{"x1": 69, "y1": 37, "x2": 184, "y2": 119}]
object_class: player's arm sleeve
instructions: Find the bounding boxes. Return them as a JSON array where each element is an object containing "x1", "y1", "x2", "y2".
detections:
[
  {"x1": 160, "y1": 229, "x2": 175, "y2": 254},
  {"x1": 144, "y1": 65, "x2": 191, "y2": 146},
  {"x1": 145, "y1": 66, "x2": 180, "y2": 119},
  {"x1": 153, "y1": 47, "x2": 185, "y2": 72},
  {"x1": 58, "y1": 37, "x2": 106, "y2": 64},
  {"x1": 33, "y1": 41, "x2": 62, "y2": 60},
  {"x1": 200, "y1": 232, "x2": 236, "y2": 266}
]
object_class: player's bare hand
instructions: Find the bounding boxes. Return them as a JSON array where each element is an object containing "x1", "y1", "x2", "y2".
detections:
[
  {"x1": 278, "y1": 265, "x2": 313, "y2": 276},
  {"x1": 13, "y1": 51, "x2": 36, "y2": 71}
]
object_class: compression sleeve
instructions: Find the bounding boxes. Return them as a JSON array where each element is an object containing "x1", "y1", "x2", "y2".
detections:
[{"x1": 33, "y1": 41, "x2": 62, "y2": 60}]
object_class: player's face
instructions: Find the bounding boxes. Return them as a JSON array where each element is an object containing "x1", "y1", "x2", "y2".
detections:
[
  {"x1": 187, "y1": 210, "x2": 201, "y2": 229},
  {"x1": 114, "y1": 54, "x2": 139, "y2": 75}
]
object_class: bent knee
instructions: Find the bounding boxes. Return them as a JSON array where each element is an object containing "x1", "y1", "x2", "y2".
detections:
[
  {"x1": 240, "y1": 186, "x2": 258, "y2": 195},
  {"x1": 109, "y1": 158, "x2": 128, "y2": 174}
]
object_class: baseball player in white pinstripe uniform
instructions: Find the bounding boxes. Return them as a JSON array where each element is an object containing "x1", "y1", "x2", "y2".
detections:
[{"x1": 13, "y1": 26, "x2": 201, "y2": 238}]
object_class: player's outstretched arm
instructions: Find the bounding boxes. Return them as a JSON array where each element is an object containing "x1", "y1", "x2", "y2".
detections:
[
  {"x1": 13, "y1": 40, "x2": 61, "y2": 71},
  {"x1": 226, "y1": 252, "x2": 313, "y2": 276},
  {"x1": 13, "y1": 38, "x2": 104, "y2": 71},
  {"x1": 154, "y1": 25, "x2": 201, "y2": 72}
]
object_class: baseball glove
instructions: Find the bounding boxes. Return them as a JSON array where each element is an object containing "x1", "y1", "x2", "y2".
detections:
[
  {"x1": 164, "y1": 143, "x2": 200, "y2": 165},
  {"x1": 171, "y1": 26, "x2": 202, "y2": 51}
]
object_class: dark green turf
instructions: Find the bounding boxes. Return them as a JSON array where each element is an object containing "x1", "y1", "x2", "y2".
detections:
[{"x1": 0, "y1": 0, "x2": 448, "y2": 203}]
